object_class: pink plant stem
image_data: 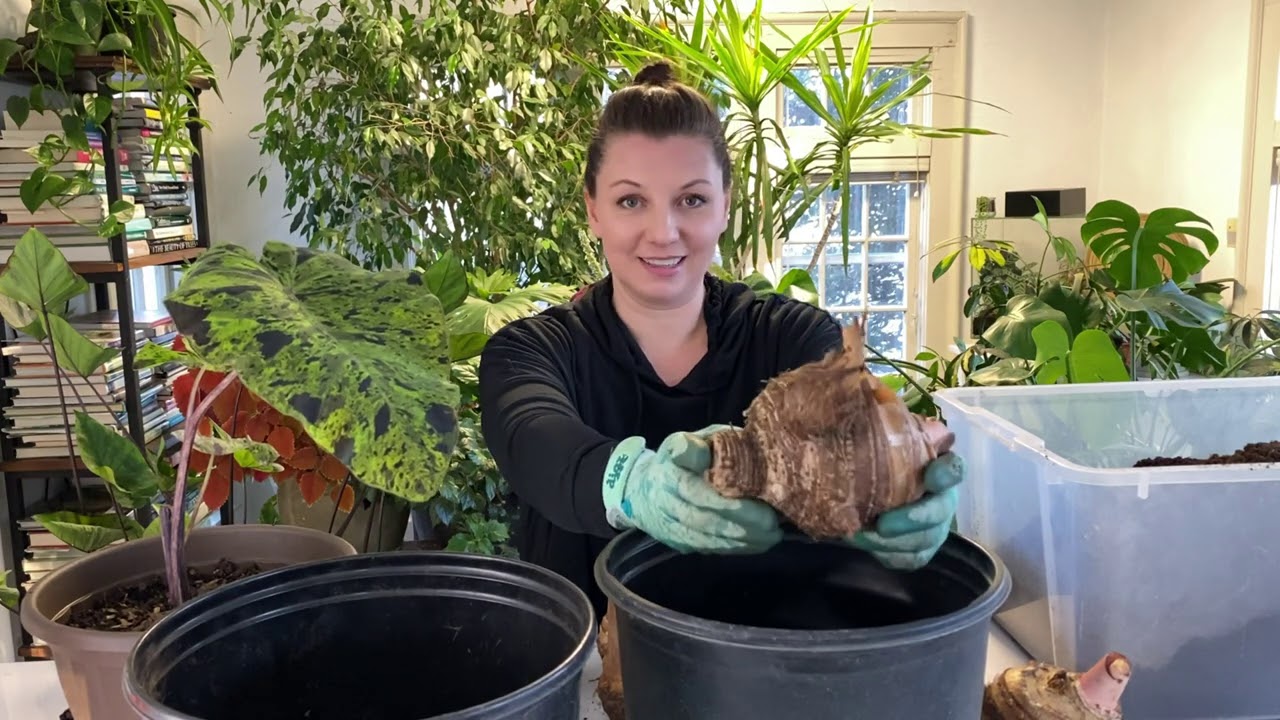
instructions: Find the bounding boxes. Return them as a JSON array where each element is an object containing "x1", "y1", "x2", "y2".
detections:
[
  {"x1": 1075, "y1": 652, "x2": 1132, "y2": 714},
  {"x1": 164, "y1": 371, "x2": 238, "y2": 609}
]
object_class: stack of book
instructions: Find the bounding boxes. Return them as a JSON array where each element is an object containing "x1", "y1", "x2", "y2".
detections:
[
  {"x1": 114, "y1": 96, "x2": 197, "y2": 255},
  {"x1": 0, "y1": 110, "x2": 133, "y2": 263},
  {"x1": 0, "y1": 309, "x2": 183, "y2": 461}
]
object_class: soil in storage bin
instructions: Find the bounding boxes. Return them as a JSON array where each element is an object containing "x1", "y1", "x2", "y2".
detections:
[
  {"x1": 1134, "y1": 440, "x2": 1280, "y2": 467},
  {"x1": 59, "y1": 559, "x2": 264, "y2": 633}
]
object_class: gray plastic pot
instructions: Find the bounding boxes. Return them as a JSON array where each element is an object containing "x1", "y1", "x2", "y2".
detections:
[{"x1": 19, "y1": 524, "x2": 355, "y2": 720}]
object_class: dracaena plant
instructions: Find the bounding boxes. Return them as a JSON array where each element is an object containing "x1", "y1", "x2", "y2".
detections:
[{"x1": 608, "y1": 0, "x2": 993, "y2": 274}]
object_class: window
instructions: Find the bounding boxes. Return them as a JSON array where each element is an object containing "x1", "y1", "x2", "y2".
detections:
[
  {"x1": 782, "y1": 177, "x2": 919, "y2": 359},
  {"x1": 131, "y1": 265, "x2": 181, "y2": 313},
  {"x1": 750, "y1": 12, "x2": 968, "y2": 358}
]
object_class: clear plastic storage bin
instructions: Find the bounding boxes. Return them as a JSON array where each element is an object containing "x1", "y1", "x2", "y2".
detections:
[{"x1": 934, "y1": 377, "x2": 1280, "y2": 720}]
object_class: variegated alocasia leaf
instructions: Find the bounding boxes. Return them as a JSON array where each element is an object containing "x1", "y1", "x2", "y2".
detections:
[{"x1": 164, "y1": 242, "x2": 460, "y2": 503}]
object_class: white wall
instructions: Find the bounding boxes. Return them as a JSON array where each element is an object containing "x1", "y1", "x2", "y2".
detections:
[{"x1": 1098, "y1": 0, "x2": 1254, "y2": 290}]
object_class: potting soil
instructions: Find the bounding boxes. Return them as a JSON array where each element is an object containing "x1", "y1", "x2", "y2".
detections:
[
  {"x1": 1133, "y1": 440, "x2": 1280, "y2": 467},
  {"x1": 62, "y1": 559, "x2": 262, "y2": 633}
]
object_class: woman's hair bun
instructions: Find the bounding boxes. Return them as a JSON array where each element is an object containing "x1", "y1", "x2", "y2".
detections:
[{"x1": 633, "y1": 61, "x2": 677, "y2": 87}]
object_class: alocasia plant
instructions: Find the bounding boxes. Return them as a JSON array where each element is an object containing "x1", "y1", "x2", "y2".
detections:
[{"x1": 162, "y1": 241, "x2": 461, "y2": 504}]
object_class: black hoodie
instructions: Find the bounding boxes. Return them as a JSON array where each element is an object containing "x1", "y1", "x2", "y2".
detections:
[{"x1": 477, "y1": 273, "x2": 844, "y2": 617}]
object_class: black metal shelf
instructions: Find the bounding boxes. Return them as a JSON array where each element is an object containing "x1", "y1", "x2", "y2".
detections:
[{"x1": 0, "y1": 70, "x2": 223, "y2": 657}]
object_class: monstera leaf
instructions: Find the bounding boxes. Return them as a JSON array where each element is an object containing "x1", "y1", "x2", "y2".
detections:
[
  {"x1": 981, "y1": 295, "x2": 1071, "y2": 360},
  {"x1": 164, "y1": 242, "x2": 461, "y2": 504},
  {"x1": 1081, "y1": 200, "x2": 1218, "y2": 290}
]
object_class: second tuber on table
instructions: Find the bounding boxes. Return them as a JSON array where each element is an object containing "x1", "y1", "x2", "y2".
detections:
[{"x1": 982, "y1": 652, "x2": 1132, "y2": 719}]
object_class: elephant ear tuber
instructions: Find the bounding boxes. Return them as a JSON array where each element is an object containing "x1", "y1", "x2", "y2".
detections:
[
  {"x1": 597, "y1": 601, "x2": 626, "y2": 720},
  {"x1": 706, "y1": 319, "x2": 955, "y2": 540},
  {"x1": 982, "y1": 652, "x2": 1132, "y2": 720}
]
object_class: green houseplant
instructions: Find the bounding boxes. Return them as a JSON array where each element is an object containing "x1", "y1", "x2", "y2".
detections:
[
  {"x1": 239, "y1": 0, "x2": 690, "y2": 283},
  {"x1": 888, "y1": 197, "x2": 1280, "y2": 418},
  {"x1": 2, "y1": 230, "x2": 356, "y2": 719},
  {"x1": 607, "y1": 0, "x2": 994, "y2": 275}
]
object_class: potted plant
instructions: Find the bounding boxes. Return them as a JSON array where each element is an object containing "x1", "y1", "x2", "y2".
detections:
[
  {"x1": 0, "y1": 229, "x2": 357, "y2": 719},
  {"x1": 118, "y1": 241, "x2": 596, "y2": 720}
]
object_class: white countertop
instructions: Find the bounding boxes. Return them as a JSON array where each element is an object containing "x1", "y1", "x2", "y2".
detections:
[{"x1": 0, "y1": 627, "x2": 1029, "y2": 720}]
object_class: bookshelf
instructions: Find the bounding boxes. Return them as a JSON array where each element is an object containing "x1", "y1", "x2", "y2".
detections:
[{"x1": 0, "y1": 57, "x2": 222, "y2": 660}]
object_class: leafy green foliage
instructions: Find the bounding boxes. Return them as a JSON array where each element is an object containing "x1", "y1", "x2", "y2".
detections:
[
  {"x1": 981, "y1": 295, "x2": 1071, "y2": 361},
  {"x1": 1081, "y1": 200, "x2": 1218, "y2": 290},
  {"x1": 163, "y1": 242, "x2": 461, "y2": 504},
  {"x1": 613, "y1": 0, "x2": 992, "y2": 272},
  {"x1": 242, "y1": 0, "x2": 677, "y2": 281},
  {"x1": 76, "y1": 411, "x2": 161, "y2": 509},
  {"x1": 33, "y1": 510, "x2": 146, "y2": 553},
  {"x1": 0, "y1": 571, "x2": 17, "y2": 613}
]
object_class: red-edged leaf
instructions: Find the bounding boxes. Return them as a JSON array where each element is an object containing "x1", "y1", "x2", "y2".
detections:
[
  {"x1": 172, "y1": 372, "x2": 196, "y2": 408},
  {"x1": 196, "y1": 416, "x2": 215, "y2": 436},
  {"x1": 210, "y1": 457, "x2": 233, "y2": 484},
  {"x1": 319, "y1": 452, "x2": 349, "y2": 481},
  {"x1": 267, "y1": 424, "x2": 296, "y2": 459},
  {"x1": 189, "y1": 450, "x2": 213, "y2": 472},
  {"x1": 334, "y1": 483, "x2": 356, "y2": 513},
  {"x1": 202, "y1": 472, "x2": 231, "y2": 510},
  {"x1": 210, "y1": 380, "x2": 246, "y2": 421},
  {"x1": 298, "y1": 472, "x2": 326, "y2": 505},
  {"x1": 197, "y1": 370, "x2": 226, "y2": 394},
  {"x1": 290, "y1": 444, "x2": 319, "y2": 471},
  {"x1": 246, "y1": 415, "x2": 271, "y2": 442},
  {"x1": 232, "y1": 410, "x2": 252, "y2": 433},
  {"x1": 261, "y1": 406, "x2": 283, "y2": 425}
]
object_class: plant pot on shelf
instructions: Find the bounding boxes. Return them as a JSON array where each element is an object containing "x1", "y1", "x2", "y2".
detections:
[
  {"x1": 275, "y1": 479, "x2": 409, "y2": 552},
  {"x1": 125, "y1": 551, "x2": 597, "y2": 720},
  {"x1": 20, "y1": 524, "x2": 356, "y2": 720}
]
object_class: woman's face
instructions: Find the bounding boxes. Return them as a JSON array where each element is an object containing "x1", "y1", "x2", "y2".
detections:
[{"x1": 586, "y1": 132, "x2": 728, "y2": 311}]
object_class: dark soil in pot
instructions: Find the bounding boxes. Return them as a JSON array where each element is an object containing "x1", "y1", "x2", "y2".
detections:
[
  {"x1": 63, "y1": 559, "x2": 263, "y2": 632},
  {"x1": 1134, "y1": 440, "x2": 1280, "y2": 467}
]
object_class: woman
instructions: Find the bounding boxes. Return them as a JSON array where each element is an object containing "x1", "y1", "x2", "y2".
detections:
[{"x1": 478, "y1": 61, "x2": 963, "y2": 617}]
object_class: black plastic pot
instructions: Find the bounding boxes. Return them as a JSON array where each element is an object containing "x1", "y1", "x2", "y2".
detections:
[
  {"x1": 125, "y1": 551, "x2": 596, "y2": 720},
  {"x1": 595, "y1": 529, "x2": 1011, "y2": 720}
]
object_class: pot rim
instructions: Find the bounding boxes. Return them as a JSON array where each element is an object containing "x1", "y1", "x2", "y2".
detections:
[
  {"x1": 20, "y1": 524, "x2": 354, "y2": 651},
  {"x1": 123, "y1": 550, "x2": 599, "y2": 720},
  {"x1": 593, "y1": 529, "x2": 1012, "y2": 653}
]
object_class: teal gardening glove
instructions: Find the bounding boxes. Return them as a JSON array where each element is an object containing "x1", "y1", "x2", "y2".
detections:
[
  {"x1": 602, "y1": 426, "x2": 783, "y2": 554},
  {"x1": 849, "y1": 452, "x2": 964, "y2": 571}
]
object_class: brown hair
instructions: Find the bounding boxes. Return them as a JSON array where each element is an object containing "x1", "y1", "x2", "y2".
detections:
[{"x1": 584, "y1": 61, "x2": 731, "y2": 197}]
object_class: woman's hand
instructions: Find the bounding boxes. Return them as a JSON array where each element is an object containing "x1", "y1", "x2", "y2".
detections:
[
  {"x1": 848, "y1": 453, "x2": 964, "y2": 570},
  {"x1": 602, "y1": 427, "x2": 783, "y2": 555}
]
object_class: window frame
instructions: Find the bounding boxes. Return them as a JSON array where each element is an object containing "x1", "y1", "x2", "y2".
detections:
[
  {"x1": 755, "y1": 10, "x2": 970, "y2": 356},
  {"x1": 1240, "y1": 0, "x2": 1280, "y2": 311}
]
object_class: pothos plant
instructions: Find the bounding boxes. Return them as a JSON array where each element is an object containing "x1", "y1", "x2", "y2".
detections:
[{"x1": 1, "y1": 0, "x2": 236, "y2": 231}]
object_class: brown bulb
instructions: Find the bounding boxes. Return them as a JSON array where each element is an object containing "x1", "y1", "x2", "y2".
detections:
[{"x1": 706, "y1": 319, "x2": 954, "y2": 539}]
